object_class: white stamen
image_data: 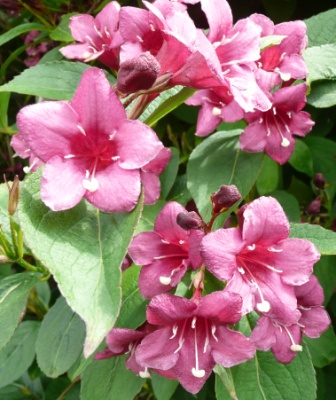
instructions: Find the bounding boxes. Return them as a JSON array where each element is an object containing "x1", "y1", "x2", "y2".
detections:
[
  {"x1": 109, "y1": 130, "x2": 117, "y2": 140},
  {"x1": 104, "y1": 26, "x2": 111, "y2": 38},
  {"x1": 64, "y1": 154, "x2": 75, "y2": 159},
  {"x1": 191, "y1": 319, "x2": 205, "y2": 379},
  {"x1": 267, "y1": 125, "x2": 271, "y2": 136},
  {"x1": 273, "y1": 107, "x2": 277, "y2": 115},
  {"x1": 258, "y1": 61, "x2": 262, "y2": 68},
  {"x1": 259, "y1": 118, "x2": 263, "y2": 124},
  {"x1": 82, "y1": 51, "x2": 93, "y2": 59},
  {"x1": 85, "y1": 170, "x2": 90, "y2": 179},
  {"x1": 203, "y1": 323, "x2": 210, "y2": 353},
  {"x1": 112, "y1": 156, "x2": 120, "y2": 161},
  {"x1": 83, "y1": 177, "x2": 99, "y2": 192},
  {"x1": 238, "y1": 267, "x2": 245, "y2": 275},
  {"x1": 191, "y1": 316, "x2": 197, "y2": 329},
  {"x1": 211, "y1": 325, "x2": 218, "y2": 342},
  {"x1": 284, "y1": 124, "x2": 291, "y2": 133},
  {"x1": 23, "y1": 166, "x2": 31, "y2": 174},
  {"x1": 150, "y1": 23, "x2": 155, "y2": 32},
  {"x1": 267, "y1": 247, "x2": 283, "y2": 253},
  {"x1": 247, "y1": 244, "x2": 256, "y2": 251},
  {"x1": 85, "y1": 35, "x2": 97, "y2": 48},
  {"x1": 136, "y1": 35, "x2": 144, "y2": 43},
  {"x1": 170, "y1": 325, "x2": 178, "y2": 339},
  {"x1": 179, "y1": 240, "x2": 185, "y2": 245},
  {"x1": 284, "y1": 326, "x2": 302, "y2": 352},
  {"x1": 287, "y1": 112, "x2": 292, "y2": 118},
  {"x1": 174, "y1": 338, "x2": 185, "y2": 354},
  {"x1": 23, "y1": 158, "x2": 39, "y2": 174},
  {"x1": 281, "y1": 137, "x2": 290, "y2": 148},
  {"x1": 192, "y1": 368, "x2": 205, "y2": 378},
  {"x1": 212, "y1": 107, "x2": 222, "y2": 116},
  {"x1": 161, "y1": 239, "x2": 170, "y2": 244},
  {"x1": 159, "y1": 276, "x2": 171, "y2": 285},
  {"x1": 139, "y1": 368, "x2": 151, "y2": 378},
  {"x1": 77, "y1": 125, "x2": 86, "y2": 136},
  {"x1": 94, "y1": 25, "x2": 103, "y2": 38},
  {"x1": 256, "y1": 300, "x2": 271, "y2": 313}
]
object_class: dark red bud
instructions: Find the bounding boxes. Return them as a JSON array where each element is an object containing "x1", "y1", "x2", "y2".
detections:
[
  {"x1": 307, "y1": 198, "x2": 322, "y2": 215},
  {"x1": 117, "y1": 52, "x2": 160, "y2": 94},
  {"x1": 211, "y1": 185, "x2": 242, "y2": 214},
  {"x1": 176, "y1": 211, "x2": 203, "y2": 230},
  {"x1": 313, "y1": 173, "x2": 326, "y2": 190}
]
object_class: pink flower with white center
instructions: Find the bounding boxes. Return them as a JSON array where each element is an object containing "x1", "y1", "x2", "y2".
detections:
[
  {"x1": 14, "y1": 67, "x2": 166, "y2": 213},
  {"x1": 60, "y1": 2, "x2": 123, "y2": 70},
  {"x1": 135, "y1": 291, "x2": 255, "y2": 394},
  {"x1": 201, "y1": 196, "x2": 320, "y2": 323},
  {"x1": 128, "y1": 202, "x2": 204, "y2": 298},
  {"x1": 240, "y1": 83, "x2": 314, "y2": 164},
  {"x1": 250, "y1": 275, "x2": 330, "y2": 363}
]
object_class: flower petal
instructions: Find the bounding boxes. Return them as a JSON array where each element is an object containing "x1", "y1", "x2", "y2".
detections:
[
  {"x1": 154, "y1": 202, "x2": 189, "y2": 243},
  {"x1": 250, "y1": 316, "x2": 277, "y2": 350},
  {"x1": 106, "y1": 328, "x2": 146, "y2": 353},
  {"x1": 299, "y1": 307, "x2": 330, "y2": 338}
]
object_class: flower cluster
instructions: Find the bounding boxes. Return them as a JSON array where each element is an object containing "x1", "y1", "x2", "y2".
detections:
[{"x1": 98, "y1": 189, "x2": 329, "y2": 393}]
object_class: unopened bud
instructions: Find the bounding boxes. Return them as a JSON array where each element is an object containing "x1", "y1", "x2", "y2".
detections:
[
  {"x1": 4, "y1": 175, "x2": 20, "y2": 215},
  {"x1": 211, "y1": 185, "x2": 242, "y2": 214},
  {"x1": 307, "y1": 198, "x2": 322, "y2": 215},
  {"x1": 117, "y1": 52, "x2": 160, "y2": 94},
  {"x1": 176, "y1": 211, "x2": 203, "y2": 230},
  {"x1": 313, "y1": 173, "x2": 326, "y2": 190}
]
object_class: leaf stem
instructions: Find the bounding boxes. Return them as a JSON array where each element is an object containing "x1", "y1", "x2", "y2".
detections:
[{"x1": 56, "y1": 376, "x2": 80, "y2": 400}]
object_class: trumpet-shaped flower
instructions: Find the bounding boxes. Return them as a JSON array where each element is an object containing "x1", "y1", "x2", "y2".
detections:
[{"x1": 14, "y1": 67, "x2": 166, "y2": 213}]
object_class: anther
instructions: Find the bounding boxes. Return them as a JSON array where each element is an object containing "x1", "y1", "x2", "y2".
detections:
[
  {"x1": 267, "y1": 247, "x2": 283, "y2": 253},
  {"x1": 170, "y1": 325, "x2": 178, "y2": 339},
  {"x1": 281, "y1": 137, "x2": 290, "y2": 147},
  {"x1": 139, "y1": 367, "x2": 151, "y2": 378},
  {"x1": 256, "y1": 300, "x2": 271, "y2": 313},
  {"x1": 111, "y1": 156, "x2": 120, "y2": 161},
  {"x1": 159, "y1": 276, "x2": 171, "y2": 285},
  {"x1": 77, "y1": 125, "x2": 86, "y2": 136},
  {"x1": 64, "y1": 154, "x2": 75, "y2": 159},
  {"x1": 212, "y1": 107, "x2": 222, "y2": 116},
  {"x1": 83, "y1": 177, "x2": 99, "y2": 192},
  {"x1": 247, "y1": 244, "x2": 256, "y2": 251},
  {"x1": 192, "y1": 368, "x2": 205, "y2": 378}
]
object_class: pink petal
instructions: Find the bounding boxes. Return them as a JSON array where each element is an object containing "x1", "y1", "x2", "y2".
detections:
[
  {"x1": 200, "y1": 0, "x2": 232, "y2": 43},
  {"x1": 154, "y1": 202, "x2": 189, "y2": 243},
  {"x1": 279, "y1": 54, "x2": 308, "y2": 80},
  {"x1": 250, "y1": 316, "x2": 277, "y2": 350},
  {"x1": 106, "y1": 328, "x2": 145, "y2": 353},
  {"x1": 84, "y1": 163, "x2": 140, "y2": 213},
  {"x1": 272, "y1": 324, "x2": 301, "y2": 363},
  {"x1": 295, "y1": 275, "x2": 324, "y2": 307},
  {"x1": 195, "y1": 101, "x2": 222, "y2": 137},
  {"x1": 96, "y1": 1, "x2": 120, "y2": 32},
  {"x1": 41, "y1": 156, "x2": 86, "y2": 211},
  {"x1": 299, "y1": 307, "x2": 330, "y2": 338},
  {"x1": 275, "y1": 21, "x2": 307, "y2": 54},
  {"x1": 288, "y1": 111, "x2": 314, "y2": 137},
  {"x1": 140, "y1": 171, "x2": 161, "y2": 205},
  {"x1": 94, "y1": 348, "x2": 115, "y2": 360},
  {"x1": 239, "y1": 122, "x2": 268, "y2": 153},
  {"x1": 129, "y1": 231, "x2": 168, "y2": 265},
  {"x1": 60, "y1": 44, "x2": 102, "y2": 61},
  {"x1": 188, "y1": 230, "x2": 205, "y2": 269},
  {"x1": 201, "y1": 228, "x2": 244, "y2": 281},
  {"x1": 225, "y1": 272, "x2": 256, "y2": 315},
  {"x1": 69, "y1": 15, "x2": 99, "y2": 43},
  {"x1": 249, "y1": 13, "x2": 274, "y2": 36},
  {"x1": 273, "y1": 84, "x2": 307, "y2": 111},
  {"x1": 10, "y1": 133, "x2": 30, "y2": 159},
  {"x1": 143, "y1": 147, "x2": 172, "y2": 174}
]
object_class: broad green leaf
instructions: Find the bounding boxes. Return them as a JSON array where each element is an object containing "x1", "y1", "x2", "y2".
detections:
[
  {"x1": 19, "y1": 170, "x2": 143, "y2": 357},
  {"x1": 0, "y1": 321, "x2": 40, "y2": 389},
  {"x1": 160, "y1": 147, "x2": 179, "y2": 199},
  {"x1": 115, "y1": 266, "x2": 147, "y2": 329},
  {"x1": 140, "y1": 86, "x2": 196, "y2": 127},
  {"x1": 0, "y1": 273, "x2": 40, "y2": 351},
  {"x1": 0, "y1": 92, "x2": 10, "y2": 130},
  {"x1": 305, "y1": 8, "x2": 336, "y2": 47},
  {"x1": 38, "y1": 46, "x2": 64, "y2": 64},
  {"x1": 81, "y1": 356, "x2": 144, "y2": 400},
  {"x1": 0, "y1": 372, "x2": 43, "y2": 399},
  {"x1": 267, "y1": 191, "x2": 301, "y2": 222},
  {"x1": 305, "y1": 327, "x2": 336, "y2": 368},
  {"x1": 187, "y1": 130, "x2": 263, "y2": 217},
  {"x1": 134, "y1": 199, "x2": 166, "y2": 234},
  {"x1": 49, "y1": 13, "x2": 77, "y2": 42},
  {"x1": 307, "y1": 80, "x2": 336, "y2": 108},
  {"x1": 289, "y1": 139, "x2": 314, "y2": 177},
  {"x1": 313, "y1": 256, "x2": 336, "y2": 305},
  {"x1": 256, "y1": 155, "x2": 280, "y2": 195},
  {"x1": 0, "y1": 62, "x2": 115, "y2": 100},
  {"x1": 260, "y1": 35, "x2": 286, "y2": 50},
  {"x1": 290, "y1": 223, "x2": 336, "y2": 255},
  {"x1": 151, "y1": 372, "x2": 179, "y2": 400},
  {"x1": 0, "y1": 182, "x2": 11, "y2": 239},
  {"x1": 0, "y1": 23, "x2": 48, "y2": 47},
  {"x1": 36, "y1": 296, "x2": 86, "y2": 377},
  {"x1": 214, "y1": 365, "x2": 237, "y2": 400},
  {"x1": 303, "y1": 44, "x2": 336, "y2": 84},
  {"x1": 215, "y1": 348, "x2": 316, "y2": 400}
]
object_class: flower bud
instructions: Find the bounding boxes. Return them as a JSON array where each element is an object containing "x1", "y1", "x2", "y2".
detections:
[
  {"x1": 176, "y1": 211, "x2": 203, "y2": 230},
  {"x1": 307, "y1": 198, "x2": 322, "y2": 215},
  {"x1": 211, "y1": 185, "x2": 242, "y2": 214},
  {"x1": 313, "y1": 173, "x2": 326, "y2": 190},
  {"x1": 117, "y1": 52, "x2": 160, "y2": 94},
  {"x1": 4, "y1": 175, "x2": 20, "y2": 215}
]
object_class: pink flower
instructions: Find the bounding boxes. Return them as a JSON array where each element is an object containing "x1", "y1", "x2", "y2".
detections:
[
  {"x1": 135, "y1": 291, "x2": 255, "y2": 394},
  {"x1": 250, "y1": 275, "x2": 330, "y2": 363},
  {"x1": 240, "y1": 84, "x2": 314, "y2": 164},
  {"x1": 14, "y1": 67, "x2": 166, "y2": 213},
  {"x1": 201, "y1": 197, "x2": 320, "y2": 322},
  {"x1": 128, "y1": 202, "x2": 204, "y2": 298},
  {"x1": 60, "y1": 2, "x2": 123, "y2": 70}
]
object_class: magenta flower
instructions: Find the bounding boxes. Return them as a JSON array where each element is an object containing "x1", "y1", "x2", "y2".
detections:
[
  {"x1": 240, "y1": 84, "x2": 314, "y2": 164},
  {"x1": 135, "y1": 291, "x2": 255, "y2": 394},
  {"x1": 250, "y1": 275, "x2": 330, "y2": 363},
  {"x1": 14, "y1": 67, "x2": 166, "y2": 213},
  {"x1": 60, "y1": 2, "x2": 123, "y2": 70},
  {"x1": 201, "y1": 196, "x2": 320, "y2": 322},
  {"x1": 128, "y1": 202, "x2": 204, "y2": 298}
]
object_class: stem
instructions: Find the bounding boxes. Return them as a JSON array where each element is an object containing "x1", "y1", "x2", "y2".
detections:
[
  {"x1": 56, "y1": 376, "x2": 80, "y2": 400},
  {"x1": 0, "y1": 228, "x2": 15, "y2": 259},
  {"x1": 17, "y1": 258, "x2": 41, "y2": 273},
  {"x1": 9, "y1": 216, "x2": 19, "y2": 258}
]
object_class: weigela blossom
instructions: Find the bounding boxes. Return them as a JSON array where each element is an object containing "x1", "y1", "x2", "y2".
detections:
[
  {"x1": 13, "y1": 67, "x2": 167, "y2": 213},
  {"x1": 201, "y1": 196, "x2": 320, "y2": 322},
  {"x1": 250, "y1": 275, "x2": 330, "y2": 363},
  {"x1": 128, "y1": 202, "x2": 204, "y2": 298},
  {"x1": 240, "y1": 84, "x2": 314, "y2": 164},
  {"x1": 60, "y1": 2, "x2": 123, "y2": 70},
  {"x1": 135, "y1": 291, "x2": 255, "y2": 394}
]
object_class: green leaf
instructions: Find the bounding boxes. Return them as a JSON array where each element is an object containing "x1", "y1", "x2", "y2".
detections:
[
  {"x1": 260, "y1": 35, "x2": 286, "y2": 50},
  {"x1": 160, "y1": 147, "x2": 179, "y2": 199},
  {"x1": 313, "y1": 256, "x2": 336, "y2": 305},
  {"x1": 214, "y1": 365, "x2": 237, "y2": 400},
  {"x1": 134, "y1": 199, "x2": 166, "y2": 235},
  {"x1": 303, "y1": 44, "x2": 336, "y2": 84},
  {"x1": 0, "y1": 23, "x2": 48, "y2": 47},
  {"x1": 36, "y1": 296, "x2": 86, "y2": 377},
  {"x1": 256, "y1": 155, "x2": 280, "y2": 195},
  {"x1": 307, "y1": 80, "x2": 336, "y2": 108},
  {"x1": 215, "y1": 348, "x2": 316, "y2": 400},
  {"x1": 38, "y1": 46, "x2": 64, "y2": 64},
  {"x1": 187, "y1": 130, "x2": 263, "y2": 217},
  {"x1": 81, "y1": 356, "x2": 144, "y2": 400},
  {"x1": 0, "y1": 273, "x2": 40, "y2": 351},
  {"x1": 49, "y1": 13, "x2": 77, "y2": 42},
  {"x1": 116, "y1": 266, "x2": 147, "y2": 329},
  {"x1": 19, "y1": 170, "x2": 143, "y2": 357},
  {"x1": 0, "y1": 182, "x2": 11, "y2": 239},
  {"x1": 0, "y1": 321, "x2": 40, "y2": 389},
  {"x1": 305, "y1": 327, "x2": 336, "y2": 368},
  {"x1": 267, "y1": 191, "x2": 301, "y2": 222},
  {"x1": 289, "y1": 139, "x2": 314, "y2": 177},
  {"x1": 305, "y1": 8, "x2": 336, "y2": 47},
  {"x1": 151, "y1": 372, "x2": 179, "y2": 400},
  {"x1": 140, "y1": 86, "x2": 196, "y2": 127},
  {"x1": 290, "y1": 223, "x2": 336, "y2": 255},
  {"x1": 0, "y1": 62, "x2": 115, "y2": 100},
  {"x1": 0, "y1": 92, "x2": 10, "y2": 130}
]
